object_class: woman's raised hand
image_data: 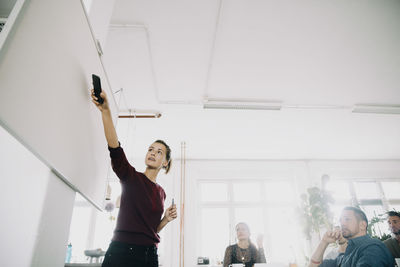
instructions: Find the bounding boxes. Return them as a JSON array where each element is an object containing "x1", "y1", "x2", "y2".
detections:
[{"x1": 91, "y1": 89, "x2": 109, "y2": 112}]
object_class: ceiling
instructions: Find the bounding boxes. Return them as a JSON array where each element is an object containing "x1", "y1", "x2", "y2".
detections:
[{"x1": 100, "y1": 0, "x2": 400, "y2": 160}]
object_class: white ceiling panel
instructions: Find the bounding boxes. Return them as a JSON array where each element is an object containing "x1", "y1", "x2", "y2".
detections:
[
  {"x1": 110, "y1": 0, "x2": 219, "y2": 103},
  {"x1": 207, "y1": 1, "x2": 400, "y2": 106},
  {"x1": 103, "y1": 27, "x2": 159, "y2": 109}
]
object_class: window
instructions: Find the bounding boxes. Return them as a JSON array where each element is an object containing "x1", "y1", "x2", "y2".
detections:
[
  {"x1": 92, "y1": 181, "x2": 121, "y2": 250},
  {"x1": 354, "y1": 182, "x2": 380, "y2": 199},
  {"x1": 233, "y1": 182, "x2": 261, "y2": 202},
  {"x1": 67, "y1": 194, "x2": 94, "y2": 263},
  {"x1": 266, "y1": 206, "x2": 299, "y2": 262},
  {"x1": 326, "y1": 178, "x2": 400, "y2": 236},
  {"x1": 198, "y1": 179, "x2": 299, "y2": 264},
  {"x1": 200, "y1": 182, "x2": 228, "y2": 202},
  {"x1": 234, "y1": 207, "x2": 264, "y2": 236},
  {"x1": 200, "y1": 208, "x2": 230, "y2": 262},
  {"x1": 68, "y1": 182, "x2": 122, "y2": 263},
  {"x1": 265, "y1": 181, "x2": 295, "y2": 203},
  {"x1": 326, "y1": 180, "x2": 352, "y2": 203},
  {"x1": 381, "y1": 182, "x2": 400, "y2": 201}
]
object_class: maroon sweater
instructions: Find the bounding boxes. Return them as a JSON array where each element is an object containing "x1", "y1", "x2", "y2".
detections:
[{"x1": 108, "y1": 145, "x2": 166, "y2": 245}]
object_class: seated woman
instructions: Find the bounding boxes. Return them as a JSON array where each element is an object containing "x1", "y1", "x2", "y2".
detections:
[{"x1": 223, "y1": 222, "x2": 266, "y2": 267}]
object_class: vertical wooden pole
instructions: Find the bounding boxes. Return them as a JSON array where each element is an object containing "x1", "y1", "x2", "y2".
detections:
[{"x1": 179, "y1": 141, "x2": 186, "y2": 267}]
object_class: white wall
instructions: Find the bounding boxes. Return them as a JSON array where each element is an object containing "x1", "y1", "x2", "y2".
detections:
[
  {"x1": 86, "y1": 0, "x2": 116, "y2": 50},
  {"x1": 0, "y1": 126, "x2": 75, "y2": 267},
  {"x1": 30, "y1": 172, "x2": 75, "y2": 267}
]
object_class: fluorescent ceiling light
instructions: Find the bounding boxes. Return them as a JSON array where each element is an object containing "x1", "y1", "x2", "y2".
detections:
[
  {"x1": 352, "y1": 104, "x2": 400, "y2": 114},
  {"x1": 203, "y1": 98, "x2": 282, "y2": 110}
]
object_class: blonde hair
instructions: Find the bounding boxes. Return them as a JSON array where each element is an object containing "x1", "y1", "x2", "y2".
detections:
[{"x1": 154, "y1": 140, "x2": 172, "y2": 174}]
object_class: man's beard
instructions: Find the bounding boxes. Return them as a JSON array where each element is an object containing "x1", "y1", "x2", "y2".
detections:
[
  {"x1": 342, "y1": 233, "x2": 353, "y2": 239},
  {"x1": 393, "y1": 229, "x2": 400, "y2": 236},
  {"x1": 342, "y1": 228, "x2": 356, "y2": 239}
]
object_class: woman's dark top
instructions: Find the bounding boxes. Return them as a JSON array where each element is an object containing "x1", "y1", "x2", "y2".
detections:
[
  {"x1": 108, "y1": 145, "x2": 166, "y2": 245},
  {"x1": 223, "y1": 243, "x2": 266, "y2": 267}
]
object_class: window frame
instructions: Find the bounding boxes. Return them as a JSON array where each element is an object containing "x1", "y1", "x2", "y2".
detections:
[{"x1": 196, "y1": 178, "x2": 298, "y2": 263}]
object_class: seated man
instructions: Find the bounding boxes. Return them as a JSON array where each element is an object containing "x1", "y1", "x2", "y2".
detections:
[
  {"x1": 384, "y1": 210, "x2": 400, "y2": 259},
  {"x1": 308, "y1": 206, "x2": 394, "y2": 267}
]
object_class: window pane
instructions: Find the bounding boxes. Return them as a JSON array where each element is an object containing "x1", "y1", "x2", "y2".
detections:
[
  {"x1": 233, "y1": 182, "x2": 261, "y2": 202},
  {"x1": 354, "y1": 182, "x2": 379, "y2": 199},
  {"x1": 200, "y1": 183, "x2": 228, "y2": 202},
  {"x1": 234, "y1": 207, "x2": 264, "y2": 238},
  {"x1": 68, "y1": 206, "x2": 92, "y2": 262},
  {"x1": 381, "y1": 182, "x2": 400, "y2": 199},
  {"x1": 360, "y1": 205, "x2": 390, "y2": 237},
  {"x1": 93, "y1": 209, "x2": 117, "y2": 251},
  {"x1": 265, "y1": 181, "x2": 294, "y2": 203},
  {"x1": 109, "y1": 181, "x2": 122, "y2": 201},
  {"x1": 389, "y1": 204, "x2": 400, "y2": 212},
  {"x1": 360, "y1": 205, "x2": 385, "y2": 220},
  {"x1": 331, "y1": 205, "x2": 346, "y2": 224},
  {"x1": 326, "y1": 180, "x2": 352, "y2": 202},
  {"x1": 200, "y1": 208, "x2": 229, "y2": 263},
  {"x1": 267, "y1": 207, "x2": 301, "y2": 263}
]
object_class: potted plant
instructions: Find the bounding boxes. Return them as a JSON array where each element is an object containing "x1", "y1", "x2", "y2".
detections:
[
  {"x1": 298, "y1": 186, "x2": 334, "y2": 240},
  {"x1": 367, "y1": 211, "x2": 391, "y2": 241}
]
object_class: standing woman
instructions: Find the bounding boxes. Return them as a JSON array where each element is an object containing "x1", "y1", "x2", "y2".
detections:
[
  {"x1": 91, "y1": 90, "x2": 177, "y2": 267},
  {"x1": 223, "y1": 222, "x2": 266, "y2": 267}
]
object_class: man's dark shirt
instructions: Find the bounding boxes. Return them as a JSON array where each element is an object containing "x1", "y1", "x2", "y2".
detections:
[
  {"x1": 320, "y1": 235, "x2": 394, "y2": 267},
  {"x1": 384, "y1": 237, "x2": 400, "y2": 259}
]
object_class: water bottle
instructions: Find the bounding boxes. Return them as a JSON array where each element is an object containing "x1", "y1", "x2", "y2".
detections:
[{"x1": 65, "y1": 243, "x2": 72, "y2": 263}]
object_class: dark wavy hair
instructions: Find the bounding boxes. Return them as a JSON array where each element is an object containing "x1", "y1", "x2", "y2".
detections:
[
  {"x1": 343, "y1": 206, "x2": 368, "y2": 230},
  {"x1": 387, "y1": 210, "x2": 400, "y2": 219}
]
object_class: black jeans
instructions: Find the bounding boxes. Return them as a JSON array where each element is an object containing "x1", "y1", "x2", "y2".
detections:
[{"x1": 102, "y1": 241, "x2": 158, "y2": 267}]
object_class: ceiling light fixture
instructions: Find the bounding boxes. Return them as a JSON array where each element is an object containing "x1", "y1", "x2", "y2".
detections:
[
  {"x1": 352, "y1": 104, "x2": 400, "y2": 115},
  {"x1": 203, "y1": 98, "x2": 282, "y2": 110}
]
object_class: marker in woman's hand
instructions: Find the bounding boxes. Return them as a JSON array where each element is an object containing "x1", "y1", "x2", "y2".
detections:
[{"x1": 172, "y1": 198, "x2": 174, "y2": 206}]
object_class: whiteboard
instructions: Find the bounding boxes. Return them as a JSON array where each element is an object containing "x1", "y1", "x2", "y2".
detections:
[{"x1": 0, "y1": 0, "x2": 118, "y2": 208}]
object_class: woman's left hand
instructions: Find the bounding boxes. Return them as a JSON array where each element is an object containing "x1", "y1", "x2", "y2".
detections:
[{"x1": 165, "y1": 204, "x2": 177, "y2": 222}]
